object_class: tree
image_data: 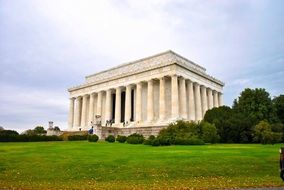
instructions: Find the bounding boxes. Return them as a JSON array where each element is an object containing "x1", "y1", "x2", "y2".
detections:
[
  {"x1": 54, "y1": 126, "x2": 60, "y2": 131},
  {"x1": 33, "y1": 126, "x2": 47, "y2": 135},
  {"x1": 203, "y1": 106, "x2": 233, "y2": 143},
  {"x1": 253, "y1": 120, "x2": 282, "y2": 144},
  {"x1": 233, "y1": 88, "x2": 277, "y2": 126},
  {"x1": 0, "y1": 130, "x2": 19, "y2": 136},
  {"x1": 200, "y1": 122, "x2": 219, "y2": 143},
  {"x1": 273, "y1": 95, "x2": 284, "y2": 123}
]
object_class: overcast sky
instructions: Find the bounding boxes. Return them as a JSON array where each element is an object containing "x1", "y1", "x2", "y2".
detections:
[{"x1": 1, "y1": 0, "x2": 283, "y2": 132}]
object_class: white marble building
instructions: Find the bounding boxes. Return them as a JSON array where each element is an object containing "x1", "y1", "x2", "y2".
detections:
[{"x1": 68, "y1": 50, "x2": 224, "y2": 131}]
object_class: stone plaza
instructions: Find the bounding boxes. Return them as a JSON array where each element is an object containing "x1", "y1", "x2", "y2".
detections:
[{"x1": 67, "y1": 50, "x2": 224, "y2": 137}]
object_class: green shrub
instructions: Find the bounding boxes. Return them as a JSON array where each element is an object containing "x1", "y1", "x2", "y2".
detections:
[
  {"x1": 88, "y1": 134, "x2": 99, "y2": 142},
  {"x1": 151, "y1": 138, "x2": 161, "y2": 146},
  {"x1": 127, "y1": 133, "x2": 144, "y2": 144},
  {"x1": 157, "y1": 136, "x2": 173, "y2": 146},
  {"x1": 143, "y1": 135, "x2": 156, "y2": 145},
  {"x1": 67, "y1": 135, "x2": 87, "y2": 141},
  {"x1": 0, "y1": 130, "x2": 19, "y2": 136},
  {"x1": 200, "y1": 122, "x2": 220, "y2": 143},
  {"x1": 187, "y1": 137, "x2": 205, "y2": 145},
  {"x1": 0, "y1": 134, "x2": 63, "y2": 142},
  {"x1": 116, "y1": 135, "x2": 127, "y2": 143},
  {"x1": 152, "y1": 120, "x2": 211, "y2": 146},
  {"x1": 105, "y1": 135, "x2": 115, "y2": 142}
]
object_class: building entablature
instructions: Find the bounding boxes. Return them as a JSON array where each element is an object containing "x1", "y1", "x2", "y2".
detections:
[{"x1": 68, "y1": 50, "x2": 224, "y2": 93}]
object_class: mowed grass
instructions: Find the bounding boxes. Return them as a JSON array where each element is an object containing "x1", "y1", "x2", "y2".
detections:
[{"x1": 0, "y1": 142, "x2": 283, "y2": 189}]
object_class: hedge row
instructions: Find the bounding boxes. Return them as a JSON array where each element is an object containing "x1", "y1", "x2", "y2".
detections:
[
  {"x1": 0, "y1": 134, "x2": 99, "y2": 142},
  {"x1": 67, "y1": 135, "x2": 88, "y2": 141},
  {"x1": 144, "y1": 135, "x2": 205, "y2": 146},
  {"x1": 0, "y1": 134, "x2": 63, "y2": 142}
]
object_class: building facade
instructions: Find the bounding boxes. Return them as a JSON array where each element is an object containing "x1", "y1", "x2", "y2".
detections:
[{"x1": 67, "y1": 50, "x2": 224, "y2": 131}]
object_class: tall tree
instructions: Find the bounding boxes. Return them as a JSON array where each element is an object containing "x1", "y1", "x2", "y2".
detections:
[
  {"x1": 273, "y1": 95, "x2": 284, "y2": 123},
  {"x1": 233, "y1": 88, "x2": 277, "y2": 125}
]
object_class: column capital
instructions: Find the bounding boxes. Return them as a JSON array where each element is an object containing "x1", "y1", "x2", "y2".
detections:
[
  {"x1": 186, "y1": 79, "x2": 193, "y2": 84},
  {"x1": 70, "y1": 97, "x2": 76, "y2": 100},
  {"x1": 193, "y1": 82, "x2": 200, "y2": 87},
  {"x1": 159, "y1": 76, "x2": 165, "y2": 80},
  {"x1": 126, "y1": 84, "x2": 134, "y2": 88},
  {"x1": 83, "y1": 94, "x2": 89, "y2": 98}
]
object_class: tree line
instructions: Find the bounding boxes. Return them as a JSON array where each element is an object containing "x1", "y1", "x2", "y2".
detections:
[{"x1": 204, "y1": 88, "x2": 284, "y2": 144}]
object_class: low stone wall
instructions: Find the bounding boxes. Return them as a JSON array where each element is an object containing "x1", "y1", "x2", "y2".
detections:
[
  {"x1": 94, "y1": 126, "x2": 167, "y2": 139},
  {"x1": 96, "y1": 125, "x2": 168, "y2": 139}
]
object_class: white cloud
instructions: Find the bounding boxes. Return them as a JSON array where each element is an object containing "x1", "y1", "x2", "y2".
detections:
[
  {"x1": 1, "y1": 0, "x2": 283, "y2": 131},
  {"x1": 0, "y1": 83, "x2": 68, "y2": 131}
]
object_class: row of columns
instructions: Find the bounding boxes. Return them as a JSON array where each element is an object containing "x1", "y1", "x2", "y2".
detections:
[{"x1": 68, "y1": 75, "x2": 223, "y2": 129}]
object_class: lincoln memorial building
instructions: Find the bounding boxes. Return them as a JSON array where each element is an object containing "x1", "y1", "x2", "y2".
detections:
[{"x1": 67, "y1": 50, "x2": 224, "y2": 134}]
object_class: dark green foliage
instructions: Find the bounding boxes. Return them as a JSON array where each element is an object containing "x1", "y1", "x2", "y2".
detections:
[
  {"x1": 204, "y1": 106, "x2": 233, "y2": 143},
  {"x1": 34, "y1": 126, "x2": 47, "y2": 134},
  {"x1": 151, "y1": 138, "x2": 161, "y2": 146},
  {"x1": 0, "y1": 130, "x2": 19, "y2": 136},
  {"x1": 273, "y1": 95, "x2": 284, "y2": 123},
  {"x1": 0, "y1": 129, "x2": 62, "y2": 142},
  {"x1": 233, "y1": 88, "x2": 277, "y2": 125},
  {"x1": 200, "y1": 122, "x2": 219, "y2": 143},
  {"x1": 157, "y1": 136, "x2": 172, "y2": 146},
  {"x1": 252, "y1": 120, "x2": 282, "y2": 144},
  {"x1": 24, "y1": 126, "x2": 47, "y2": 135},
  {"x1": 105, "y1": 135, "x2": 115, "y2": 143},
  {"x1": 126, "y1": 133, "x2": 144, "y2": 144},
  {"x1": 67, "y1": 135, "x2": 88, "y2": 141},
  {"x1": 116, "y1": 135, "x2": 127, "y2": 143},
  {"x1": 0, "y1": 134, "x2": 62, "y2": 142},
  {"x1": 143, "y1": 135, "x2": 156, "y2": 145},
  {"x1": 204, "y1": 89, "x2": 282, "y2": 143},
  {"x1": 54, "y1": 126, "x2": 61, "y2": 131},
  {"x1": 154, "y1": 120, "x2": 216, "y2": 146},
  {"x1": 88, "y1": 134, "x2": 99, "y2": 142}
]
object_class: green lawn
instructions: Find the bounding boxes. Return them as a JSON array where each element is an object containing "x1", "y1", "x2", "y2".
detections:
[{"x1": 0, "y1": 142, "x2": 283, "y2": 189}]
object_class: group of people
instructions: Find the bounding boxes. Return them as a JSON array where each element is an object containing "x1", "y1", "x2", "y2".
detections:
[
  {"x1": 105, "y1": 120, "x2": 114, "y2": 127},
  {"x1": 105, "y1": 120, "x2": 129, "y2": 127},
  {"x1": 88, "y1": 120, "x2": 131, "y2": 135}
]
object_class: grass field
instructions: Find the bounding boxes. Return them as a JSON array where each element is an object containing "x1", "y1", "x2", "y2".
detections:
[{"x1": 0, "y1": 141, "x2": 283, "y2": 189}]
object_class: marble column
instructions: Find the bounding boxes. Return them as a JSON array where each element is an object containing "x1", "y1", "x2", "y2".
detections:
[
  {"x1": 68, "y1": 97, "x2": 75, "y2": 129},
  {"x1": 88, "y1": 93, "x2": 95, "y2": 125},
  {"x1": 179, "y1": 77, "x2": 187, "y2": 119},
  {"x1": 218, "y1": 93, "x2": 223, "y2": 107},
  {"x1": 208, "y1": 89, "x2": 213, "y2": 110},
  {"x1": 74, "y1": 96, "x2": 82, "y2": 128},
  {"x1": 171, "y1": 75, "x2": 179, "y2": 119},
  {"x1": 115, "y1": 87, "x2": 121, "y2": 124},
  {"x1": 187, "y1": 80, "x2": 195, "y2": 121},
  {"x1": 147, "y1": 80, "x2": 154, "y2": 122},
  {"x1": 97, "y1": 91, "x2": 102, "y2": 116},
  {"x1": 159, "y1": 77, "x2": 166, "y2": 121},
  {"x1": 125, "y1": 85, "x2": 132, "y2": 123},
  {"x1": 201, "y1": 86, "x2": 208, "y2": 117},
  {"x1": 105, "y1": 89, "x2": 112, "y2": 122},
  {"x1": 80, "y1": 94, "x2": 88, "y2": 128},
  {"x1": 194, "y1": 83, "x2": 202, "y2": 121},
  {"x1": 213, "y1": 90, "x2": 219, "y2": 107},
  {"x1": 136, "y1": 82, "x2": 142, "y2": 123}
]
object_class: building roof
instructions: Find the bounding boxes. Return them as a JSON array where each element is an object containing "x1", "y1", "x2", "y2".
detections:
[{"x1": 69, "y1": 50, "x2": 224, "y2": 92}]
